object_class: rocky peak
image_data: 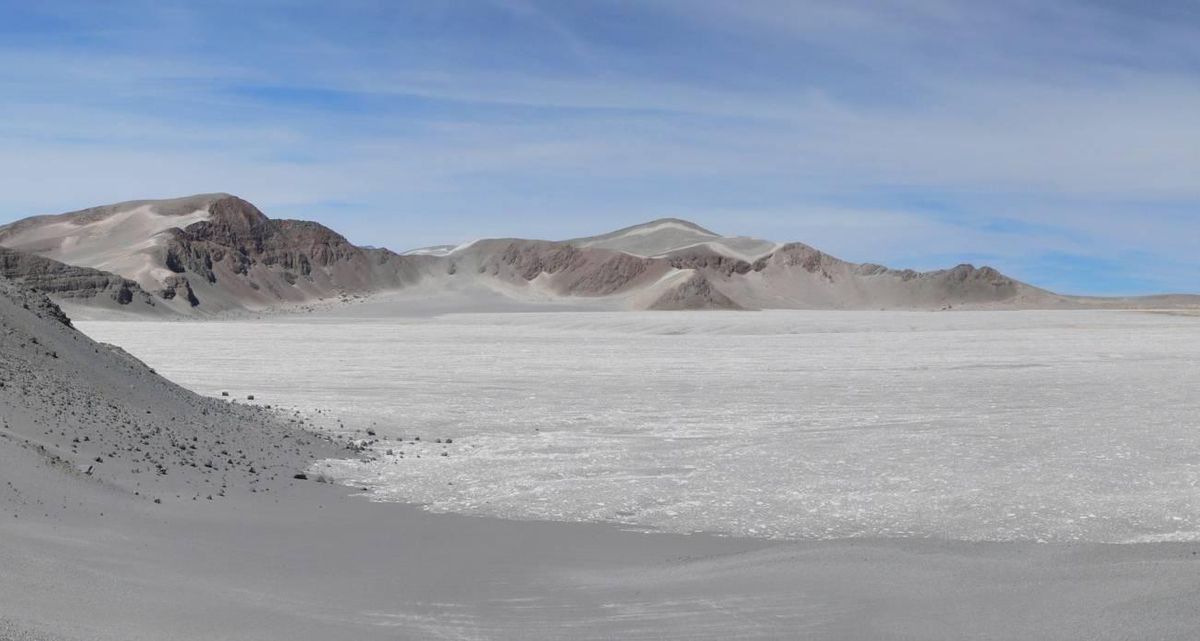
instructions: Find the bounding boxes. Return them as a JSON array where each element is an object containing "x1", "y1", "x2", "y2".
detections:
[{"x1": 182, "y1": 196, "x2": 274, "y2": 250}]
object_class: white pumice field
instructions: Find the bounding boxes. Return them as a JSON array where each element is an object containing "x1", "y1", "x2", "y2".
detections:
[{"x1": 80, "y1": 309, "x2": 1200, "y2": 544}]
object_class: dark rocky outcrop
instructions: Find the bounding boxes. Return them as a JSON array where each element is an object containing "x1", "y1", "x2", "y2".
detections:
[
  {"x1": 0, "y1": 247, "x2": 156, "y2": 309},
  {"x1": 467, "y1": 240, "x2": 662, "y2": 297},
  {"x1": 132, "y1": 195, "x2": 426, "y2": 312},
  {"x1": 159, "y1": 275, "x2": 200, "y2": 307},
  {"x1": 649, "y1": 272, "x2": 743, "y2": 311},
  {"x1": 665, "y1": 248, "x2": 755, "y2": 277}
]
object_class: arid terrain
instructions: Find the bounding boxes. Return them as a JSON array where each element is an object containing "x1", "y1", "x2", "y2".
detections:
[
  {"x1": 2, "y1": 195, "x2": 1200, "y2": 640},
  {"x1": 5, "y1": 194, "x2": 1195, "y2": 319},
  {"x1": 3, "y1": 275, "x2": 1200, "y2": 640},
  {"x1": 6, "y1": 0, "x2": 1200, "y2": 637}
]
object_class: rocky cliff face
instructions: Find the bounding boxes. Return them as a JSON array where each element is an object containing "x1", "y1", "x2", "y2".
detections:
[
  {"x1": 154, "y1": 196, "x2": 390, "y2": 308},
  {"x1": 163, "y1": 197, "x2": 366, "y2": 278},
  {"x1": 0, "y1": 247, "x2": 158, "y2": 311},
  {"x1": 165, "y1": 196, "x2": 440, "y2": 312},
  {"x1": 0, "y1": 194, "x2": 431, "y2": 314}
]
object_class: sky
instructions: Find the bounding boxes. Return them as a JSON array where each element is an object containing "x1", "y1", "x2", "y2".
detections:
[{"x1": 1, "y1": 1, "x2": 1198, "y2": 295}]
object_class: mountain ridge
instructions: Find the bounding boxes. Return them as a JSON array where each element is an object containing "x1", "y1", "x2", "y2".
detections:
[{"x1": 1, "y1": 194, "x2": 1195, "y2": 316}]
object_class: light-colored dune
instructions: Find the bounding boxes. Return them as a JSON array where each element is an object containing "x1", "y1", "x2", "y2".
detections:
[
  {"x1": 0, "y1": 195, "x2": 221, "y2": 291},
  {"x1": 571, "y1": 218, "x2": 780, "y2": 261}
]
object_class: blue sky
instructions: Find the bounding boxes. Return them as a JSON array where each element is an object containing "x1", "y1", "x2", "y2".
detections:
[{"x1": 1, "y1": 1, "x2": 1198, "y2": 295}]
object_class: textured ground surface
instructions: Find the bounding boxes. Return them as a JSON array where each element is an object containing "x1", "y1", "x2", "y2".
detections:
[
  {"x1": 6, "y1": 285, "x2": 1200, "y2": 640},
  {"x1": 82, "y1": 309, "x2": 1200, "y2": 543}
]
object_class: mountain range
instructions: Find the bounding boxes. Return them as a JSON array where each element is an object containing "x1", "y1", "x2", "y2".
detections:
[{"x1": 0, "y1": 193, "x2": 1193, "y2": 316}]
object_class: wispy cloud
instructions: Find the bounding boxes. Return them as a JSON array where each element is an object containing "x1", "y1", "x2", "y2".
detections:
[{"x1": 0, "y1": 0, "x2": 1197, "y2": 294}]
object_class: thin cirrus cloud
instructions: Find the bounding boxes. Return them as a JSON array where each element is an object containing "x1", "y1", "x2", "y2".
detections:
[{"x1": 0, "y1": 0, "x2": 1197, "y2": 295}]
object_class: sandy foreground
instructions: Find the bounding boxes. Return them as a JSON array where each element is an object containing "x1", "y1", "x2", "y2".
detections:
[
  {"x1": 2, "y1": 468, "x2": 1200, "y2": 641},
  {"x1": 3, "y1": 480, "x2": 1200, "y2": 640}
]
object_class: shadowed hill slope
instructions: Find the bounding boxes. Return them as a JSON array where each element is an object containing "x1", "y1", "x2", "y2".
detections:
[{"x1": 0, "y1": 275, "x2": 337, "y2": 514}]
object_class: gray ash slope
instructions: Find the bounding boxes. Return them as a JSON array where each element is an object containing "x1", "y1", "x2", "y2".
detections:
[
  {"x1": 0, "y1": 275, "x2": 338, "y2": 516},
  {"x1": 3, "y1": 194, "x2": 1196, "y2": 315}
]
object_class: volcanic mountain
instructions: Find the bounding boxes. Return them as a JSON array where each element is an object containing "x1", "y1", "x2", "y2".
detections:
[
  {"x1": 0, "y1": 193, "x2": 1186, "y2": 315},
  {"x1": 0, "y1": 194, "x2": 425, "y2": 315}
]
